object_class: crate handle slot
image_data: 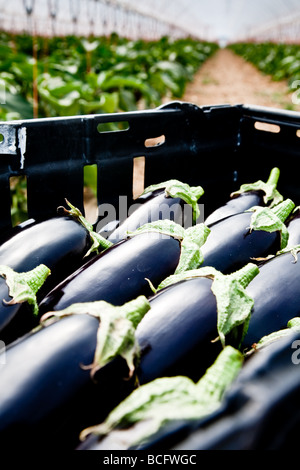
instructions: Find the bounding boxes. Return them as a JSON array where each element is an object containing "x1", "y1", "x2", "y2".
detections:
[
  {"x1": 97, "y1": 121, "x2": 130, "y2": 133},
  {"x1": 133, "y1": 156, "x2": 145, "y2": 200},
  {"x1": 83, "y1": 164, "x2": 98, "y2": 224},
  {"x1": 254, "y1": 122, "x2": 281, "y2": 134},
  {"x1": 144, "y1": 135, "x2": 165, "y2": 148},
  {"x1": 10, "y1": 175, "x2": 28, "y2": 227}
]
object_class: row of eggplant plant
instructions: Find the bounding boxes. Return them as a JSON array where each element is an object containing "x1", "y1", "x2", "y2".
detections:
[{"x1": 0, "y1": 167, "x2": 300, "y2": 451}]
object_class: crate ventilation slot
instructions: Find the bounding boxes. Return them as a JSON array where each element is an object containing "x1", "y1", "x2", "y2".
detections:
[
  {"x1": 144, "y1": 135, "x2": 165, "y2": 147},
  {"x1": 133, "y1": 156, "x2": 145, "y2": 199},
  {"x1": 254, "y1": 122, "x2": 281, "y2": 133},
  {"x1": 97, "y1": 121, "x2": 130, "y2": 133}
]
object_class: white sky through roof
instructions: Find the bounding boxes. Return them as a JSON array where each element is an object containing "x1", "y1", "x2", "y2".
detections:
[{"x1": 1, "y1": 0, "x2": 300, "y2": 43}]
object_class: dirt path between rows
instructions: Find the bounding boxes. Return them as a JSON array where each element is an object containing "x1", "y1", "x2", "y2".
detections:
[
  {"x1": 85, "y1": 48, "x2": 300, "y2": 222},
  {"x1": 182, "y1": 48, "x2": 300, "y2": 111}
]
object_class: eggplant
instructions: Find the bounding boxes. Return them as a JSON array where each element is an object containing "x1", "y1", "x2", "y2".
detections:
[
  {"x1": 134, "y1": 263, "x2": 258, "y2": 385},
  {"x1": 78, "y1": 254, "x2": 300, "y2": 451},
  {"x1": 241, "y1": 247, "x2": 300, "y2": 350},
  {"x1": 0, "y1": 213, "x2": 99, "y2": 344},
  {"x1": 136, "y1": 277, "x2": 222, "y2": 384},
  {"x1": 78, "y1": 345, "x2": 244, "y2": 451},
  {"x1": 204, "y1": 167, "x2": 282, "y2": 226},
  {"x1": 285, "y1": 206, "x2": 300, "y2": 248},
  {"x1": 0, "y1": 295, "x2": 150, "y2": 452},
  {"x1": 78, "y1": 256, "x2": 300, "y2": 451},
  {"x1": 106, "y1": 179, "x2": 204, "y2": 244},
  {"x1": 39, "y1": 221, "x2": 209, "y2": 315},
  {"x1": 0, "y1": 217, "x2": 36, "y2": 245},
  {"x1": 171, "y1": 331, "x2": 300, "y2": 450},
  {"x1": 0, "y1": 221, "x2": 206, "y2": 451},
  {"x1": 200, "y1": 198, "x2": 294, "y2": 274}
]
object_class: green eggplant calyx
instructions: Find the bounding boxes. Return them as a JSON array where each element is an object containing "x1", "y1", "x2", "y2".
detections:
[
  {"x1": 40, "y1": 295, "x2": 150, "y2": 379},
  {"x1": 128, "y1": 220, "x2": 210, "y2": 279},
  {"x1": 127, "y1": 219, "x2": 185, "y2": 241},
  {"x1": 141, "y1": 179, "x2": 204, "y2": 224},
  {"x1": 58, "y1": 199, "x2": 113, "y2": 256},
  {"x1": 230, "y1": 167, "x2": 283, "y2": 207},
  {"x1": 0, "y1": 264, "x2": 51, "y2": 316},
  {"x1": 175, "y1": 223, "x2": 211, "y2": 275},
  {"x1": 248, "y1": 317, "x2": 300, "y2": 354},
  {"x1": 152, "y1": 263, "x2": 259, "y2": 348},
  {"x1": 248, "y1": 198, "x2": 295, "y2": 250},
  {"x1": 79, "y1": 346, "x2": 243, "y2": 448}
]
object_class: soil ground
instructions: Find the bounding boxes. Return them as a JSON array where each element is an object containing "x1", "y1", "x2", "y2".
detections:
[
  {"x1": 85, "y1": 48, "x2": 300, "y2": 222},
  {"x1": 182, "y1": 48, "x2": 300, "y2": 111}
]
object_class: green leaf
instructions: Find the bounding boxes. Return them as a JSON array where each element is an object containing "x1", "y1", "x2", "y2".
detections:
[
  {"x1": 81, "y1": 39, "x2": 99, "y2": 53},
  {"x1": 0, "y1": 90, "x2": 33, "y2": 119}
]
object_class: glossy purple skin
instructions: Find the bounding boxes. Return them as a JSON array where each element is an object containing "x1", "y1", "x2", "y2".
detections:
[
  {"x1": 0, "y1": 215, "x2": 92, "y2": 342},
  {"x1": 286, "y1": 209, "x2": 300, "y2": 248},
  {"x1": 0, "y1": 313, "x2": 133, "y2": 451},
  {"x1": 107, "y1": 189, "x2": 184, "y2": 244},
  {"x1": 39, "y1": 232, "x2": 181, "y2": 314},
  {"x1": 136, "y1": 276, "x2": 222, "y2": 384},
  {"x1": 201, "y1": 211, "x2": 280, "y2": 274},
  {"x1": 243, "y1": 250, "x2": 300, "y2": 349},
  {"x1": 0, "y1": 233, "x2": 182, "y2": 451},
  {"x1": 204, "y1": 191, "x2": 265, "y2": 227}
]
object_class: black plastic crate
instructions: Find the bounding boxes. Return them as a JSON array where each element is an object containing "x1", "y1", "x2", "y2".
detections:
[
  {"x1": 1, "y1": 100, "x2": 300, "y2": 233},
  {"x1": 1, "y1": 101, "x2": 300, "y2": 452}
]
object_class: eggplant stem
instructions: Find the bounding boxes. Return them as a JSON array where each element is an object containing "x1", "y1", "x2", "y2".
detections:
[
  {"x1": 272, "y1": 198, "x2": 295, "y2": 223},
  {"x1": 230, "y1": 263, "x2": 260, "y2": 289},
  {"x1": 266, "y1": 167, "x2": 280, "y2": 186}
]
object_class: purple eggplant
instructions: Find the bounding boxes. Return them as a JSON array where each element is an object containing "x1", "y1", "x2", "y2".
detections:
[
  {"x1": 0, "y1": 295, "x2": 150, "y2": 452},
  {"x1": 38, "y1": 221, "x2": 209, "y2": 315},
  {"x1": 78, "y1": 345, "x2": 243, "y2": 451},
  {"x1": 242, "y1": 247, "x2": 300, "y2": 350},
  {"x1": 200, "y1": 198, "x2": 294, "y2": 274},
  {"x1": 205, "y1": 167, "x2": 282, "y2": 226},
  {"x1": 0, "y1": 213, "x2": 98, "y2": 344},
  {"x1": 103, "y1": 180, "x2": 204, "y2": 244},
  {"x1": 135, "y1": 263, "x2": 258, "y2": 385},
  {"x1": 170, "y1": 330, "x2": 300, "y2": 450},
  {"x1": 0, "y1": 218, "x2": 36, "y2": 246},
  {"x1": 285, "y1": 207, "x2": 300, "y2": 248}
]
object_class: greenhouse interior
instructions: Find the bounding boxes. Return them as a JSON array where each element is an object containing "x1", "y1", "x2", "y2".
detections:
[{"x1": 1, "y1": 0, "x2": 300, "y2": 455}]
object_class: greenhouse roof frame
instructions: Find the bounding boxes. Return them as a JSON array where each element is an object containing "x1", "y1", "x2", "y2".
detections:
[{"x1": 1, "y1": 0, "x2": 300, "y2": 44}]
